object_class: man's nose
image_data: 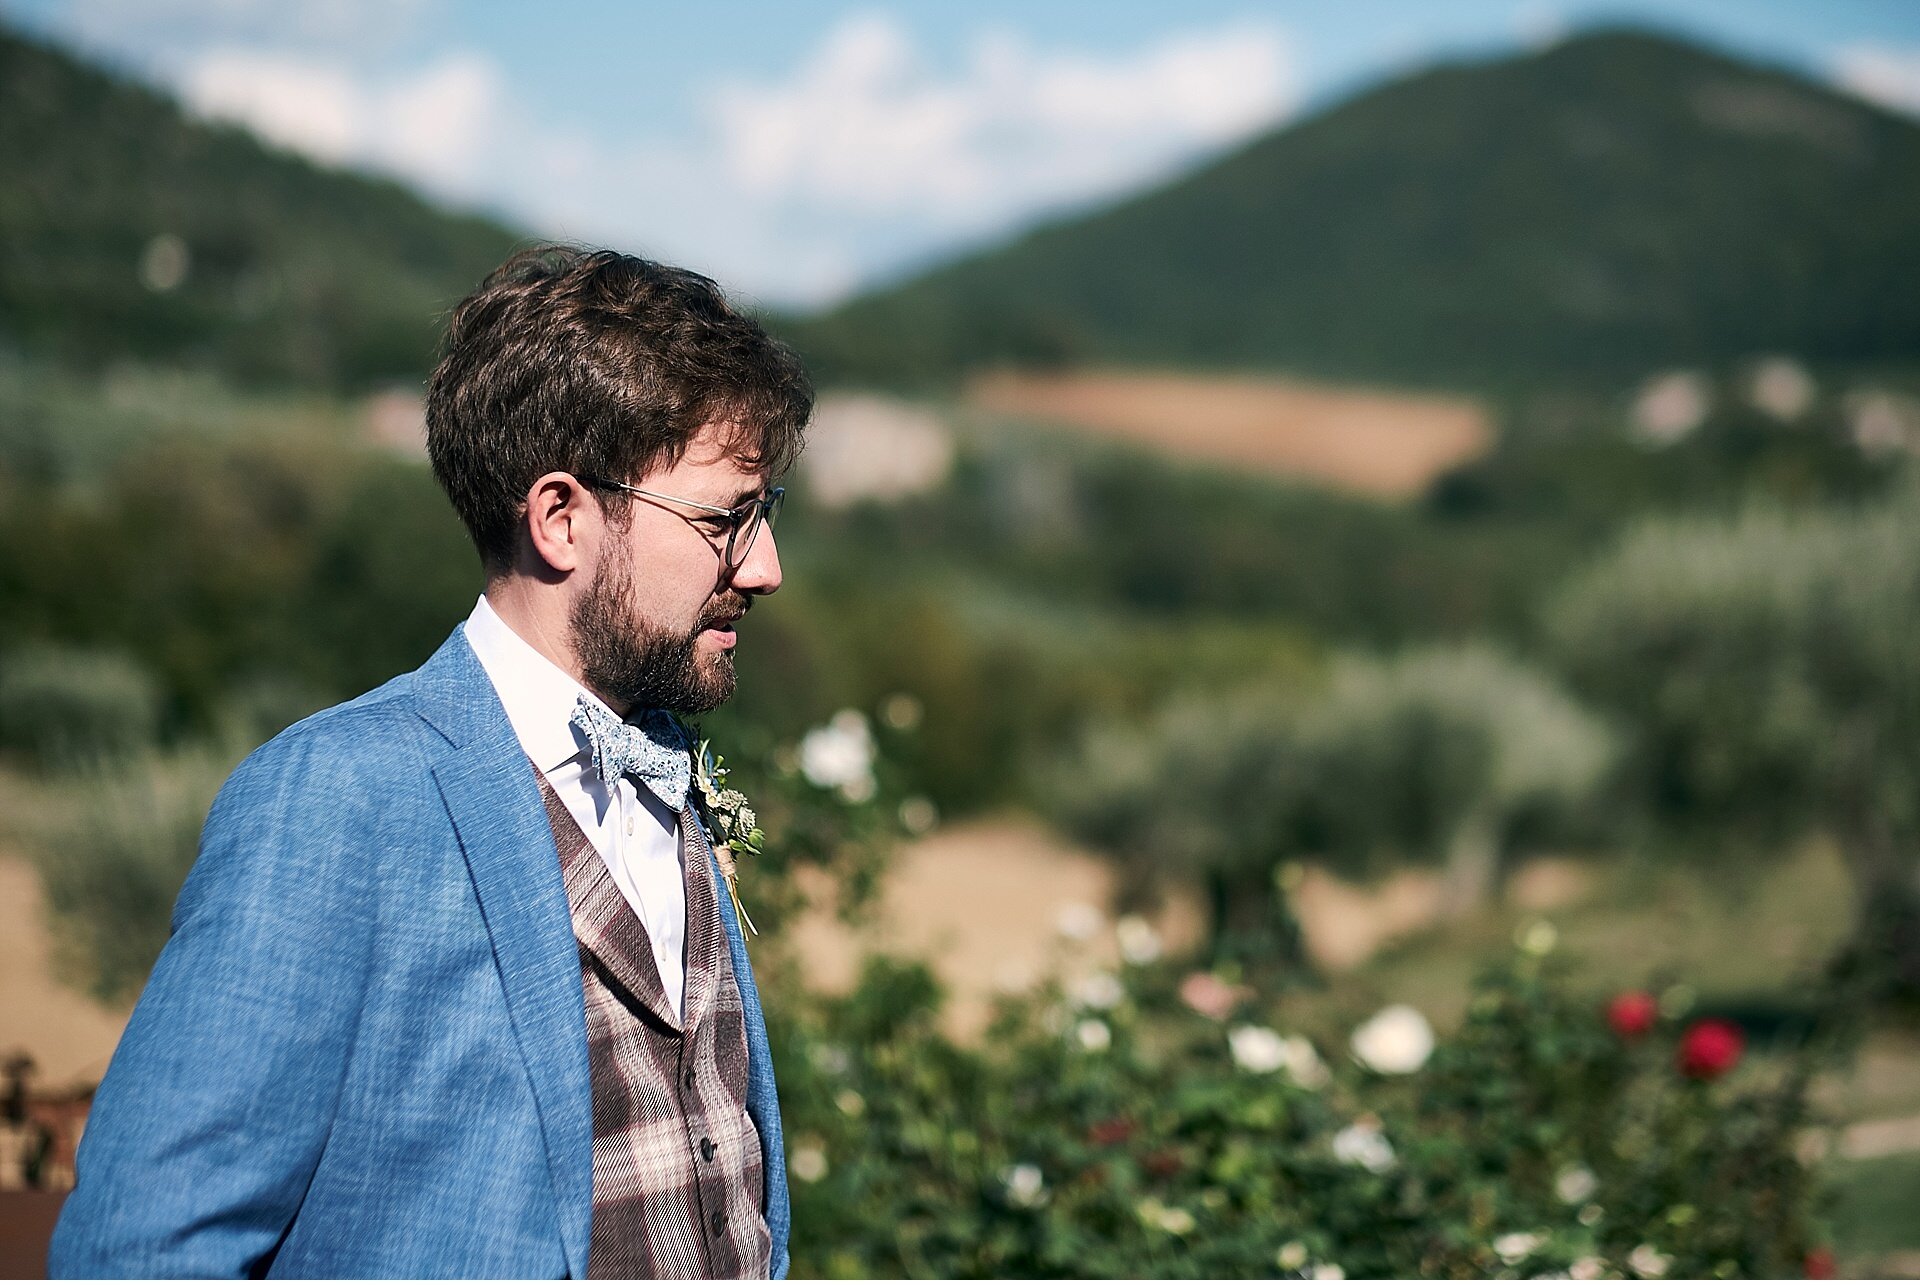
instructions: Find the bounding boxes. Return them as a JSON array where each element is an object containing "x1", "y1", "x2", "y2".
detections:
[{"x1": 729, "y1": 524, "x2": 782, "y2": 594}]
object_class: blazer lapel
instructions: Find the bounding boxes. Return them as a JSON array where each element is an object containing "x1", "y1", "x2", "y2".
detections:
[
  {"x1": 413, "y1": 630, "x2": 593, "y2": 1279},
  {"x1": 564, "y1": 840, "x2": 684, "y2": 1033},
  {"x1": 677, "y1": 804, "x2": 725, "y2": 1034}
]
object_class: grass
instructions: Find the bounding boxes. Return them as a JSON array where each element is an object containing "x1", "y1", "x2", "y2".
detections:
[
  {"x1": 1267, "y1": 839, "x2": 1920, "y2": 1267},
  {"x1": 1828, "y1": 1152, "x2": 1920, "y2": 1260},
  {"x1": 1288, "y1": 840, "x2": 1854, "y2": 1040}
]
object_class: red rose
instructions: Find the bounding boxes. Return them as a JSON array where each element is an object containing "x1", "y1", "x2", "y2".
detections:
[
  {"x1": 1677, "y1": 1017, "x2": 1745, "y2": 1080},
  {"x1": 1606, "y1": 990, "x2": 1658, "y2": 1039},
  {"x1": 1087, "y1": 1117, "x2": 1134, "y2": 1147},
  {"x1": 1142, "y1": 1148, "x2": 1183, "y2": 1179},
  {"x1": 1804, "y1": 1247, "x2": 1836, "y2": 1278}
]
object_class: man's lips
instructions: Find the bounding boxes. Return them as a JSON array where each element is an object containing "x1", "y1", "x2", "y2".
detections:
[{"x1": 700, "y1": 600, "x2": 749, "y2": 644}]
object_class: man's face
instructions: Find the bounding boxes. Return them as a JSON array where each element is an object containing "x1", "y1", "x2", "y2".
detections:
[{"x1": 570, "y1": 421, "x2": 782, "y2": 715}]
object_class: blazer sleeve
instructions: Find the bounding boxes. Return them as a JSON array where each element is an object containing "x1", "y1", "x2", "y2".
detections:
[{"x1": 48, "y1": 720, "x2": 387, "y2": 1279}]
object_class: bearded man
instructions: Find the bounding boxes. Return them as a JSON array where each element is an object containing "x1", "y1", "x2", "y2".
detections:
[{"x1": 50, "y1": 247, "x2": 809, "y2": 1279}]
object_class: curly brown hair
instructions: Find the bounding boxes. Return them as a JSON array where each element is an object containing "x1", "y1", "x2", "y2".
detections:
[{"x1": 426, "y1": 245, "x2": 812, "y2": 570}]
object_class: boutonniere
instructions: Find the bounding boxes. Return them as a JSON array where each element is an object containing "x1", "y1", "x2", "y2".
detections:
[{"x1": 693, "y1": 738, "x2": 763, "y2": 937}]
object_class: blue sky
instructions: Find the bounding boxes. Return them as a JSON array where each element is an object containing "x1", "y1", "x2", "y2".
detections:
[{"x1": 7, "y1": 0, "x2": 1920, "y2": 307}]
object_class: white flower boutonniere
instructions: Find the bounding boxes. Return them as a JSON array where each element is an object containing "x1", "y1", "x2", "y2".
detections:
[{"x1": 694, "y1": 738, "x2": 763, "y2": 937}]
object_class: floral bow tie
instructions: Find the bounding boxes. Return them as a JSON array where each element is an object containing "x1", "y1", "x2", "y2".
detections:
[{"x1": 569, "y1": 695, "x2": 692, "y2": 812}]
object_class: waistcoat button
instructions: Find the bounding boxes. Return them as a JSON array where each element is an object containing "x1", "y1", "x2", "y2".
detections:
[
  {"x1": 700, "y1": 1136, "x2": 716, "y2": 1161},
  {"x1": 711, "y1": 1211, "x2": 727, "y2": 1235}
]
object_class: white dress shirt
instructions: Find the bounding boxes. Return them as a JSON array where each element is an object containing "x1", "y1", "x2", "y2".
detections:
[{"x1": 463, "y1": 595, "x2": 689, "y2": 1019}]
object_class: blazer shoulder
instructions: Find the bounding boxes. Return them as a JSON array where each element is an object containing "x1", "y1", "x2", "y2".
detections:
[
  {"x1": 186, "y1": 673, "x2": 443, "y2": 905},
  {"x1": 231, "y1": 670, "x2": 435, "y2": 787}
]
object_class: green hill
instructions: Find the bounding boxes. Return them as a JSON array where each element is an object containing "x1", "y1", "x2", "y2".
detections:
[
  {"x1": 0, "y1": 24, "x2": 526, "y2": 389},
  {"x1": 784, "y1": 28, "x2": 1920, "y2": 393}
]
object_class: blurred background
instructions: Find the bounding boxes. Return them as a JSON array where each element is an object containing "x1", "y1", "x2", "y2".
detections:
[{"x1": 2, "y1": 0, "x2": 1919, "y2": 1276}]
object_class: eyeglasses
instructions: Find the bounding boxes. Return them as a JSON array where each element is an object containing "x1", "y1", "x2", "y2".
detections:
[{"x1": 582, "y1": 477, "x2": 785, "y2": 571}]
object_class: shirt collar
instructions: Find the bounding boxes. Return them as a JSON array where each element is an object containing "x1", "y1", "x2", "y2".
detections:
[{"x1": 462, "y1": 594, "x2": 603, "y2": 776}]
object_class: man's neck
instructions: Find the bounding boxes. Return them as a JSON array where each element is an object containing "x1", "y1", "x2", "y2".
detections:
[{"x1": 482, "y1": 580, "x2": 628, "y2": 717}]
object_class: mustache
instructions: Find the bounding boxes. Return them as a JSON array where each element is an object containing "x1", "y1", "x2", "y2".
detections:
[{"x1": 697, "y1": 593, "x2": 751, "y2": 630}]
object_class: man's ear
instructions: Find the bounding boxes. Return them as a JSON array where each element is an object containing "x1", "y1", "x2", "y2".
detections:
[{"x1": 523, "y1": 471, "x2": 595, "y2": 575}]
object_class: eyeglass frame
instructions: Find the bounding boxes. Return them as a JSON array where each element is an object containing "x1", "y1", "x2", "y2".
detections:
[{"x1": 580, "y1": 475, "x2": 785, "y2": 571}]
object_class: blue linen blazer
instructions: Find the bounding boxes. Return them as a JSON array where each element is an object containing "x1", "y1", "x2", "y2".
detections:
[{"x1": 48, "y1": 629, "x2": 791, "y2": 1279}]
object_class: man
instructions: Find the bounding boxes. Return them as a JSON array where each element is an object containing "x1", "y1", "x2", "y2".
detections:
[{"x1": 50, "y1": 246, "x2": 811, "y2": 1278}]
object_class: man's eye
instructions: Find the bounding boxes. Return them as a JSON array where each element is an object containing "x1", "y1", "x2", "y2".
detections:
[{"x1": 698, "y1": 516, "x2": 734, "y2": 534}]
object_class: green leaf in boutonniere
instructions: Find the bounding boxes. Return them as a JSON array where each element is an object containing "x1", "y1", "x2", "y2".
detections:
[{"x1": 693, "y1": 737, "x2": 762, "y2": 937}]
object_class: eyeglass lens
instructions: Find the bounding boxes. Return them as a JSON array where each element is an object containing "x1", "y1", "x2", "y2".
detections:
[{"x1": 727, "y1": 489, "x2": 784, "y2": 568}]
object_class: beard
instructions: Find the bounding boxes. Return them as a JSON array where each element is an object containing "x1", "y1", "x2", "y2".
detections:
[{"x1": 570, "y1": 555, "x2": 745, "y2": 715}]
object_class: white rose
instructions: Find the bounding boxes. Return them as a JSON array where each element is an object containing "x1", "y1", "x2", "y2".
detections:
[
  {"x1": 1071, "y1": 971, "x2": 1125, "y2": 1011},
  {"x1": 790, "y1": 1142, "x2": 828, "y2": 1183},
  {"x1": 1229, "y1": 1024, "x2": 1288, "y2": 1074},
  {"x1": 1495, "y1": 1231, "x2": 1545, "y2": 1264},
  {"x1": 798, "y1": 709, "x2": 876, "y2": 801},
  {"x1": 1055, "y1": 901, "x2": 1103, "y2": 942},
  {"x1": 1351, "y1": 1003, "x2": 1435, "y2": 1074},
  {"x1": 1331, "y1": 1121, "x2": 1395, "y2": 1173},
  {"x1": 1002, "y1": 1162, "x2": 1047, "y2": 1208},
  {"x1": 1075, "y1": 1019, "x2": 1112, "y2": 1053},
  {"x1": 1627, "y1": 1244, "x2": 1670, "y2": 1279},
  {"x1": 1555, "y1": 1164, "x2": 1597, "y2": 1205},
  {"x1": 1116, "y1": 914, "x2": 1162, "y2": 964},
  {"x1": 1281, "y1": 1035, "x2": 1331, "y2": 1089}
]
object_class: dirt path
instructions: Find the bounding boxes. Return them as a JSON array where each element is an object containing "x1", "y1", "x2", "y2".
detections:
[
  {"x1": 787, "y1": 816, "x2": 1202, "y2": 1038},
  {"x1": 0, "y1": 855, "x2": 129, "y2": 1092}
]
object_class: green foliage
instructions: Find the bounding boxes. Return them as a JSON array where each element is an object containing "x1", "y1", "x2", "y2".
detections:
[
  {"x1": 782, "y1": 28, "x2": 1920, "y2": 392},
  {"x1": 1047, "y1": 645, "x2": 1613, "y2": 953},
  {"x1": 790, "y1": 420, "x2": 1582, "y2": 646},
  {"x1": 1828, "y1": 1152, "x2": 1920, "y2": 1257},
  {"x1": 1299, "y1": 648, "x2": 1616, "y2": 899},
  {"x1": 1430, "y1": 390, "x2": 1900, "y2": 529},
  {"x1": 0, "y1": 25, "x2": 523, "y2": 388},
  {"x1": 25, "y1": 742, "x2": 241, "y2": 1002},
  {"x1": 0, "y1": 644, "x2": 161, "y2": 769},
  {"x1": 773, "y1": 951, "x2": 1830, "y2": 1278},
  {"x1": 1546, "y1": 484, "x2": 1920, "y2": 989},
  {"x1": 1548, "y1": 489, "x2": 1920, "y2": 847}
]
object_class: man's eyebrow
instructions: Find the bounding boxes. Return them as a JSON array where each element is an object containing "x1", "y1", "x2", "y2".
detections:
[{"x1": 723, "y1": 483, "x2": 769, "y2": 506}]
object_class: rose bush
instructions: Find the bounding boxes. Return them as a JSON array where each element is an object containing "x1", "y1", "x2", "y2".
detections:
[{"x1": 771, "y1": 945, "x2": 1832, "y2": 1278}]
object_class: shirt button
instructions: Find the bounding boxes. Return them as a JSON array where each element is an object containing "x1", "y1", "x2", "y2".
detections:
[
  {"x1": 700, "y1": 1137, "x2": 716, "y2": 1162},
  {"x1": 710, "y1": 1211, "x2": 726, "y2": 1236},
  {"x1": 625, "y1": 816, "x2": 634, "y2": 835}
]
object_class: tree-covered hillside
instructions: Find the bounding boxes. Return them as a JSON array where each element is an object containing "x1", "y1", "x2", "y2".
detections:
[
  {"x1": 0, "y1": 24, "x2": 526, "y2": 389},
  {"x1": 784, "y1": 29, "x2": 1920, "y2": 393}
]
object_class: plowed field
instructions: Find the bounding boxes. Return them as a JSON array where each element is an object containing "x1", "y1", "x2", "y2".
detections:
[{"x1": 969, "y1": 369, "x2": 1491, "y2": 498}]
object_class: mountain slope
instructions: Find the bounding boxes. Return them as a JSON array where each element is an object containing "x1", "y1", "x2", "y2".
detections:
[
  {"x1": 0, "y1": 25, "x2": 526, "y2": 388},
  {"x1": 785, "y1": 29, "x2": 1920, "y2": 392}
]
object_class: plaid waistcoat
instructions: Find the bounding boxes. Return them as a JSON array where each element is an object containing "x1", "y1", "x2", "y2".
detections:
[{"x1": 536, "y1": 773, "x2": 771, "y2": 1279}]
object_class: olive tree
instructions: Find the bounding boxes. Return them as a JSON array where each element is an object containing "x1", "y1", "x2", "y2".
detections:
[
  {"x1": 1547, "y1": 487, "x2": 1920, "y2": 994},
  {"x1": 1299, "y1": 646, "x2": 1615, "y2": 916},
  {"x1": 1049, "y1": 645, "x2": 1613, "y2": 964}
]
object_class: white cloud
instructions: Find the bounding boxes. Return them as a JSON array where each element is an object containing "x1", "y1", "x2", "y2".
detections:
[
  {"x1": 1512, "y1": 3, "x2": 1569, "y2": 51},
  {"x1": 518, "y1": 13, "x2": 1300, "y2": 306},
  {"x1": 708, "y1": 12, "x2": 1297, "y2": 230},
  {"x1": 180, "y1": 48, "x2": 504, "y2": 194},
  {"x1": 1832, "y1": 43, "x2": 1920, "y2": 116},
  {"x1": 182, "y1": 50, "x2": 365, "y2": 162},
  {"x1": 41, "y1": 6, "x2": 1300, "y2": 305}
]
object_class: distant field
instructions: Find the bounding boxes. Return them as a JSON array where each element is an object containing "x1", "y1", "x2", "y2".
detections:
[{"x1": 967, "y1": 368, "x2": 1492, "y2": 498}]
